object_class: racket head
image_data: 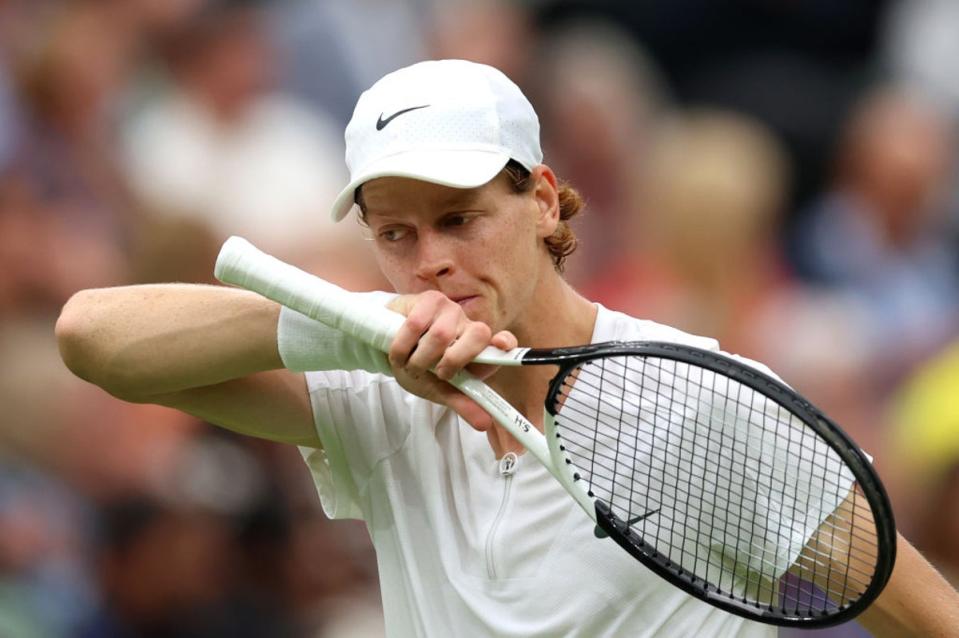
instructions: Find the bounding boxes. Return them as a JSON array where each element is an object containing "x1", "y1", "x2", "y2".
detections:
[{"x1": 540, "y1": 341, "x2": 896, "y2": 627}]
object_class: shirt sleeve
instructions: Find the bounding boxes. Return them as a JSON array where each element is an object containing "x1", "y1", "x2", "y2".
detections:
[{"x1": 297, "y1": 370, "x2": 412, "y2": 521}]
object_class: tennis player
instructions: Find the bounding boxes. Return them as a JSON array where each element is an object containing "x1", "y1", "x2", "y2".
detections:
[{"x1": 57, "y1": 60, "x2": 958, "y2": 636}]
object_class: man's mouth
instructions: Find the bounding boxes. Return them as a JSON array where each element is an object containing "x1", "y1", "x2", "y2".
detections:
[{"x1": 452, "y1": 295, "x2": 479, "y2": 307}]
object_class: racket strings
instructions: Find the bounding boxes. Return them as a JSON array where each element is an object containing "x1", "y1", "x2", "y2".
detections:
[
  {"x1": 569, "y1": 370, "x2": 847, "y2": 466},
  {"x1": 550, "y1": 354, "x2": 880, "y2": 618},
  {"x1": 568, "y1": 438, "x2": 879, "y2": 571},
  {"x1": 559, "y1": 356, "x2": 863, "y2": 521},
  {"x1": 558, "y1": 397, "x2": 854, "y2": 504},
  {"x1": 557, "y1": 383, "x2": 859, "y2": 530}
]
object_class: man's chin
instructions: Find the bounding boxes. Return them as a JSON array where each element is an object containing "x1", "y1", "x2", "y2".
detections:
[{"x1": 456, "y1": 295, "x2": 488, "y2": 320}]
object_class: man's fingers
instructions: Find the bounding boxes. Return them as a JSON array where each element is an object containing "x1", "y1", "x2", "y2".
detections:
[
  {"x1": 461, "y1": 329, "x2": 517, "y2": 380},
  {"x1": 434, "y1": 321, "x2": 491, "y2": 380},
  {"x1": 466, "y1": 362, "x2": 499, "y2": 381},
  {"x1": 490, "y1": 330, "x2": 518, "y2": 351},
  {"x1": 389, "y1": 291, "x2": 445, "y2": 371},
  {"x1": 404, "y1": 303, "x2": 461, "y2": 377},
  {"x1": 442, "y1": 391, "x2": 494, "y2": 432},
  {"x1": 384, "y1": 290, "x2": 512, "y2": 431}
]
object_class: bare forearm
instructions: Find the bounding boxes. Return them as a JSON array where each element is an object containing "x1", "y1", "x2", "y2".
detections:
[
  {"x1": 857, "y1": 533, "x2": 959, "y2": 637},
  {"x1": 56, "y1": 284, "x2": 282, "y2": 399}
]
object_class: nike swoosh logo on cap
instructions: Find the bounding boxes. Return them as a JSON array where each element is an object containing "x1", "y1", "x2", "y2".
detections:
[{"x1": 376, "y1": 105, "x2": 430, "y2": 130}]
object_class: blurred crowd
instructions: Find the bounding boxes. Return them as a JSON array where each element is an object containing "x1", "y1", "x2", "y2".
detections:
[{"x1": 1, "y1": 0, "x2": 958, "y2": 636}]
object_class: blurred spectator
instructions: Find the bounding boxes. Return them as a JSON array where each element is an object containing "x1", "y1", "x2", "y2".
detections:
[
  {"x1": 0, "y1": 462, "x2": 94, "y2": 638},
  {"x1": 884, "y1": 339, "x2": 959, "y2": 535},
  {"x1": 535, "y1": 0, "x2": 891, "y2": 210},
  {"x1": 282, "y1": 513, "x2": 384, "y2": 638},
  {"x1": 0, "y1": 318, "x2": 201, "y2": 502},
  {"x1": 0, "y1": 58, "x2": 20, "y2": 172},
  {"x1": 914, "y1": 463, "x2": 959, "y2": 587},
  {"x1": 890, "y1": 339, "x2": 959, "y2": 485},
  {"x1": 121, "y1": 1, "x2": 355, "y2": 272},
  {"x1": 587, "y1": 109, "x2": 791, "y2": 355},
  {"x1": 269, "y1": 0, "x2": 427, "y2": 126},
  {"x1": 790, "y1": 87, "x2": 959, "y2": 376},
  {"x1": 124, "y1": 0, "x2": 211, "y2": 44},
  {"x1": 426, "y1": 0, "x2": 534, "y2": 84},
  {"x1": 583, "y1": 109, "x2": 889, "y2": 450},
  {"x1": 882, "y1": 0, "x2": 959, "y2": 117},
  {"x1": 881, "y1": 0, "x2": 959, "y2": 281},
  {"x1": 75, "y1": 493, "x2": 299, "y2": 638},
  {"x1": 532, "y1": 20, "x2": 668, "y2": 285},
  {"x1": 878, "y1": 338, "x2": 959, "y2": 592},
  {"x1": 1, "y1": 0, "x2": 139, "y2": 316}
]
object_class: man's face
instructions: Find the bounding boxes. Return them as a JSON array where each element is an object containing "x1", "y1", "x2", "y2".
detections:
[{"x1": 360, "y1": 169, "x2": 555, "y2": 334}]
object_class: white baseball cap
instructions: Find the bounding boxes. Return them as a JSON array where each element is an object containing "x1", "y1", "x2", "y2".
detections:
[{"x1": 330, "y1": 59, "x2": 543, "y2": 222}]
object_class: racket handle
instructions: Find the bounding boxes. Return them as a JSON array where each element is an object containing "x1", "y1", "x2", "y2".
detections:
[{"x1": 215, "y1": 236, "x2": 404, "y2": 352}]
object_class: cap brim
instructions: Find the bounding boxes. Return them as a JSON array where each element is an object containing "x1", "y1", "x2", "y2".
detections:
[{"x1": 330, "y1": 148, "x2": 511, "y2": 221}]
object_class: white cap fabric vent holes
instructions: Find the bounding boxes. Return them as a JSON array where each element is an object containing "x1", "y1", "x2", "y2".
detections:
[{"x1": 330, "y1": 59, "x2": 543, "y2": 221}]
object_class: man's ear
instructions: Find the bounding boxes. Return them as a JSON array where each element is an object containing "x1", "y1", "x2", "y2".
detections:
[{"x1": 531, "y1": 165, "x2": 560, "y2": 239}]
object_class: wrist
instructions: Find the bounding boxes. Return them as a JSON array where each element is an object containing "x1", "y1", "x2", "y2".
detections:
[{"x1": 277, "y1": 291, "x2": 397, "y2": 374}]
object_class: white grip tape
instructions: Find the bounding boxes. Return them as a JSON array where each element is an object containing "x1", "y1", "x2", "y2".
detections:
[
  {"x1": 215, "y1": 236, "x2": 404, "y2": 350},
  {"x1": 215, "y1": 236, "x2": 528, "y2": 364}
]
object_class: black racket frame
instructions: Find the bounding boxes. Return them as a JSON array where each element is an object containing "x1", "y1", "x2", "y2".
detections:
[{"x1": 525, "y1": 340, "x2": 897, "y2": 628}]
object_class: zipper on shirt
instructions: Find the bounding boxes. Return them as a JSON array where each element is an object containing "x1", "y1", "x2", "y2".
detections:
[{"x1": 485, "y1": 452, "x2": 518, "y2": 579}]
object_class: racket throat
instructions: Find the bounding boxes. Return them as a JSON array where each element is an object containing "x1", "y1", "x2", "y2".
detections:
[{"x1": 593, "y1": 503, "x2": 661, "y2": 539}]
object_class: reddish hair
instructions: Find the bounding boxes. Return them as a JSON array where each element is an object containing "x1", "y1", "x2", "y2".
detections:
[{"x1": 502, "y1": 160, "x2": 583, "y2": 273}]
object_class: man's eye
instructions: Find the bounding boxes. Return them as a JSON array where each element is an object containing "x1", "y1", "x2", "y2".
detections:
[
  {"x1": 379, "y1": 227, "x2": 409, "y2": 242},
  {"x1": 444, "y1": 214, "x2": 473, "y2": 227}
]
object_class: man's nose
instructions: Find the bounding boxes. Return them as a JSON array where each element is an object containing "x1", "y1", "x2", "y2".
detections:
[{"x1": 413, "y1": 230, "x2": 455, "y2": 282}]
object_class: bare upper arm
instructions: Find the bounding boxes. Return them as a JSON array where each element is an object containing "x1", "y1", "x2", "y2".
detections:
[
  {"x1": 132, "y1": 368, "x2": 321, "y2": 448},
  {"x1": 856, "y1": 533, "x2": 959, "y2": 637}
]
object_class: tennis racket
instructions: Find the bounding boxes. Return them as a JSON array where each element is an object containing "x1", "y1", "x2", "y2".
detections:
[{"x1": 214, "y1": 236, "x2": 896, "y2": 628}]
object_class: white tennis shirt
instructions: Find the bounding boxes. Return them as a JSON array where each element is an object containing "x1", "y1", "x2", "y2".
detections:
[{"x1": 297, "y1": 305, "x2": 779, "y2": 637}]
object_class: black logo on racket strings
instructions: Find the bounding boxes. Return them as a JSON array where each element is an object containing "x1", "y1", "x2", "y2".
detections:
[
  {"x1": 594, "y1": 508, "x2": 661, "y2": 539},
  {"x1": 376, "y1": 105, "x2": 430, "y2": 130}
]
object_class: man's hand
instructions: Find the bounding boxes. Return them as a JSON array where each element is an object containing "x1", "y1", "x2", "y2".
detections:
[{"x1": 386, "y1": 291, "x2": 517, "y2": 431}]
